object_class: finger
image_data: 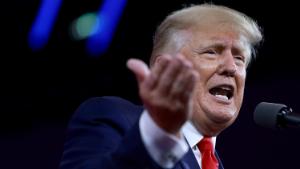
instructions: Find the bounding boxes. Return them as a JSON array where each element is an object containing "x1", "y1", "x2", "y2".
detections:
[
  {"x1": 168, "y1": 56, "x2": 193, "y2": 99},
  {"x1": 143, "y1": 54, "x2": 171, "y2": 90},
  {"x1": 127, "y1": 58, "x2": 150, "y2": 84},
  {"x1": 156, "y1": 55, "x2": 184, "y2": 96},
  {"x1": 170, "y1": 69, "x2": 199, "y2": 102}
]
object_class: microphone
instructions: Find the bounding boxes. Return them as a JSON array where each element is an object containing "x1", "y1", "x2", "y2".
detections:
[{"x1": 253, "y1": 102, "x2": 300, "y2": 129}]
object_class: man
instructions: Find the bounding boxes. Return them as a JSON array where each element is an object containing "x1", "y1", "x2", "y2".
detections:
[{"x1": 59, "y1": 3, "x2": 262, "y2": 169}]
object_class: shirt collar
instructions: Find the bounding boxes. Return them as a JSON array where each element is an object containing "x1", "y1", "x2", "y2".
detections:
[{"x1": 182, "y1": 121, "x2": 216, "y2": 149}]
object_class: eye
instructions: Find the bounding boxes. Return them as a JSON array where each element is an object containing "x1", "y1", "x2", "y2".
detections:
[
  {"x1": 204, "y1": 49, "x2": 217, "y2": 55},
  {"x1": 235, "y1": 55, "x2": 246, "y2": 63}
]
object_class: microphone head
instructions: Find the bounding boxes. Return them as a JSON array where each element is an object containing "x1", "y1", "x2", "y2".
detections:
[{"x1": 253, "y1": 102, "x2": 287, "y2": 129}]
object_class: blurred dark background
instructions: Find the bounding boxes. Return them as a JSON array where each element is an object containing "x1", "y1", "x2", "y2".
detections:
[{"x1": 1, "y1": 0, "x2": 300, "y2": 169}]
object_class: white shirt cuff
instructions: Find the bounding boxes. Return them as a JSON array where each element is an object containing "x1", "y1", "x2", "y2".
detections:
[{"x1": 139, "y1": 110, "x2": 189, "y2": 168}]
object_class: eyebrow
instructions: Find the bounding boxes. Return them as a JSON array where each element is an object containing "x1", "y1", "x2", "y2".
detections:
[
  {"x1": 197, "y1": 38, "x2": 250, "y2": 55},
  {"x1": 194, "y1": 38, "x2": 252, "y2": 64}
]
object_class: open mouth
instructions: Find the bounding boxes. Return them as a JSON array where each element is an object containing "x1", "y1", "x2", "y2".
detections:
[{"x1": 209, "y1": 84, "x2": 234, "y2": 100}]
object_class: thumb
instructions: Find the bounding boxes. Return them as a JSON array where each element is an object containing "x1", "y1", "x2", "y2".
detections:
[{"x1": 127, "y1": 58, "x2": 150, "y2": 84}]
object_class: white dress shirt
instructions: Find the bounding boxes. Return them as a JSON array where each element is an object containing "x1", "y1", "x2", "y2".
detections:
[{"x1": 139, "y1": 110, "x2": 216, "y2": 168}]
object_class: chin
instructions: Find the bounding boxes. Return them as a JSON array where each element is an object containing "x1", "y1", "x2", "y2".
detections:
[
  {"x1": 192, "y1": 108, "x2": 238, "y2": 136},
  {"x1": 208, "y1": 108, "x2": 237, "y2": 124}
]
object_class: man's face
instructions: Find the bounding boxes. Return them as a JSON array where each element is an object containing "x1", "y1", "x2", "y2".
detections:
[{"x1": 179, "y1": 27, "x2": 249, "y2": 136}]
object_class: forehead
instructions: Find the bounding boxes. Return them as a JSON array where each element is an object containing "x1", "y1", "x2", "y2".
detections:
[{"x1": 197, "y1": 34, "x2": 248, "y2": 50}]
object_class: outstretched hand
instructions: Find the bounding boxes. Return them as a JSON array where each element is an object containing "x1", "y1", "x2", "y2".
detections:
[{"x1": 127, "y1": 54, "x2": 199, "y2": 136}]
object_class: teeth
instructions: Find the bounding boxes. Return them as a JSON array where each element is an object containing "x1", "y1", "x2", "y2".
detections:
[
  {"x1": 220, "y1": 86, "x2": 230, "y2": 90},
  {"x1": 215, "y1": 94, "x2": 229, "y2": 100}
]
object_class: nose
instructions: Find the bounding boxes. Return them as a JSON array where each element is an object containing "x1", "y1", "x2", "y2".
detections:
[{"x1": 217, "y1": 52, "x2": 237, "y2": 77}]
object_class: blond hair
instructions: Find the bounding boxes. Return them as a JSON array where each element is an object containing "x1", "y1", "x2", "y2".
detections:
[{"x1": 150, "y1": 4, "x2": 263, "y2": 66}]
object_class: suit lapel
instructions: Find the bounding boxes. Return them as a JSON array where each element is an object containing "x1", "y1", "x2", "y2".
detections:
[
  {"x1": 178, "y1": 147, "x2": 200, "y2": 169},
  {"x1": 215, "y1": 151, "x2": 224, "y2": 169},
  {"x1": 176, "y1": 149, "x2": 224, "y2": 169}
]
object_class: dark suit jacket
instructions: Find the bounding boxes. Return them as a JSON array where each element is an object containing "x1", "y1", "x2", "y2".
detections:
[{"x1": 59, "y1": 96, "x2": 224, "y2": 169}]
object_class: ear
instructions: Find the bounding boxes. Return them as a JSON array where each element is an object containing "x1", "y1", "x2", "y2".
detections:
[{"x1": 152, "y1": 55, "x2": 163, "y2": 67}]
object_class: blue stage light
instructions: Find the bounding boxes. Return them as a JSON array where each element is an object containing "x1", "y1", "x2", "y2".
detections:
[
  {"x1": 28, "y1": 0, "x2": 62, "y2": 51},
  {"x1": 86, "y1": 0, "x2": 127, "y2": 57}
]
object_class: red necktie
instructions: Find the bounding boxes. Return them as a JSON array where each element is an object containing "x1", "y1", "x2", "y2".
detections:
[{"x1": 197, "y1": 137, "x2": 219, "y2": 169}]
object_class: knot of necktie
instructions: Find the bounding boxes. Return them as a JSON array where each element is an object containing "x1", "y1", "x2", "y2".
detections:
[{"x1": 198, "y1": 137, "x2": 214, "y2": 152}]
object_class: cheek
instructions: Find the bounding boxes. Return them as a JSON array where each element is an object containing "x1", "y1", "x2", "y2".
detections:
[
  {"x1": 235, "y1": 71, "x2": 246, "y2": 104},
  {"x1": 237, "y1": 70, "x2": 246, "y2": 90},
  {"x1": 193, "y1": 59, "x2": 219, "y2": 79}
]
